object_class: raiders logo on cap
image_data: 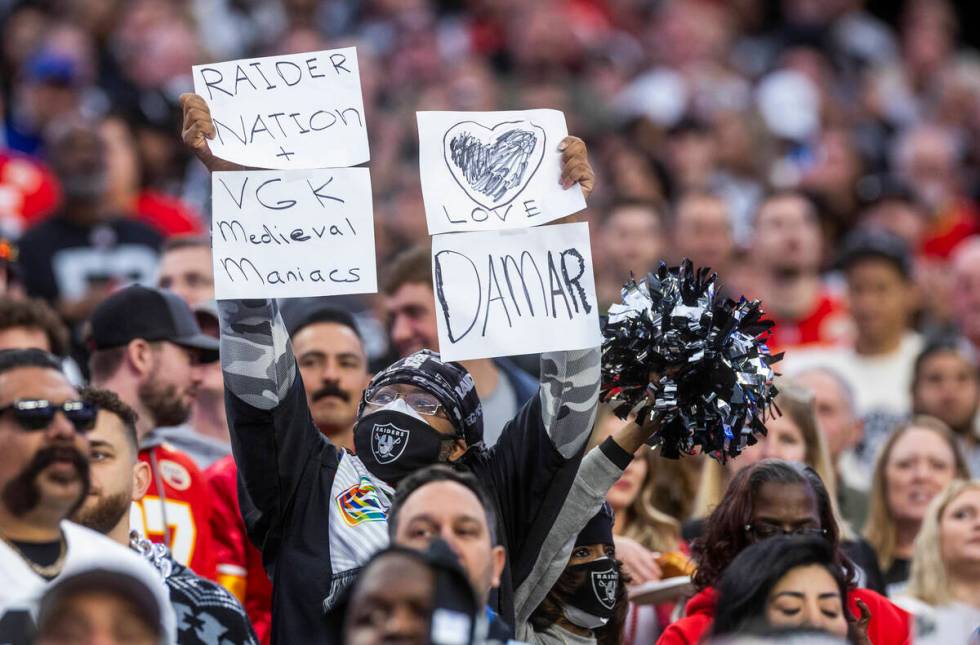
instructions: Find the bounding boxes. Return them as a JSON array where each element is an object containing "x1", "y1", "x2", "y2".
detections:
[
  {"x1": 591, "y1": 569, "x2": 618, "y2": 611},
  {"x1": 371, "y1": 423, "x2": 409, "y2": 464}
]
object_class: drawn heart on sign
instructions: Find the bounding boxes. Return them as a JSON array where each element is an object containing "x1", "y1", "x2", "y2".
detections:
[{"x1": 443, "y1": 120, "x2": 547, "y2": 211}]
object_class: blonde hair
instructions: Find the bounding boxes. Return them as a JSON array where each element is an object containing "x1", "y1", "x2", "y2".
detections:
[
  {"x1": 863, "y1": 417, "x2": 971, "y2": 572},
  {"x1": 692, "y1": 381, "x2": 849, "y2": 536},
  {"x1": 906, "y1": 479, "x2": 980, "y2": 605},
  {"x1": 619, "y1": 449, "x2": 684, "y2": 553},
  {"x1": 592, "y1": 407, "x2": 687, "y2": 553}
]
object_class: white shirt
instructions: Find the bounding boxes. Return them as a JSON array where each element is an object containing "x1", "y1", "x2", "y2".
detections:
[
  {"x1": 783, "y1": 332, "x2": 924, "y2": 418},
  {"x1": 0, "y1": 521, "x2": 176, "y2": 643},
  {"x1": 894, "y1": 596, "x2": 980, "y2": 644}
]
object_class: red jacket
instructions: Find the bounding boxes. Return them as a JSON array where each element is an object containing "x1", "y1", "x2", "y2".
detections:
[
  {"x1": 134, "y1": 441, "x2": 216, "y2": 579},
  {"x1": 206, "y1": 455, "x2": 272, "y2": 644},
  {"x1": 657, "y1": 586, "x2": 911, "y2": 645}
]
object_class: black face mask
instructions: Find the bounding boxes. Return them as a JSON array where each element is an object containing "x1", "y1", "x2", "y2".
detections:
[
  {"x1": 354, "y1": 407, "x2": 456, "y2": 487},
  {"x1": 563, "y1": 559, "x2": 619, "y2": 630}
]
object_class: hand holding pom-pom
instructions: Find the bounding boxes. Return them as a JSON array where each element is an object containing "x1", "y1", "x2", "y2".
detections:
[{"x1": 600, "y1": 260, "x2": 781, "y2": 463}]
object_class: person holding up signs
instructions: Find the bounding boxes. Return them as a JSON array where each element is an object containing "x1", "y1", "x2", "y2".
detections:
[{"x1": 178, "y1": 92, "x2": 652, "y2": 644}]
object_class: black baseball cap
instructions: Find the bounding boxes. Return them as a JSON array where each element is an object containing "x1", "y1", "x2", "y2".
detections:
[
  {"x1": 90, "y1": 285, "x2": 219, "y2": 362},
  {"x1": 837, "y1": 229, "x2": 913, "y2": 280}
]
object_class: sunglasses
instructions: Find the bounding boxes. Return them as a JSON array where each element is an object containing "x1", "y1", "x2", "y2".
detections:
[{"x1": 0, "y1": 399, "x2": 98, "y2": 433}]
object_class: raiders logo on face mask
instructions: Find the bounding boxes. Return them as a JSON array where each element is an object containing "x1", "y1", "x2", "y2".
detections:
[
  {"x1": 371, "y1": 423, "x2": 409, "y2": 464},
  {"x1": 591, "y1": 569, "x2": 619, "y2": 611}
]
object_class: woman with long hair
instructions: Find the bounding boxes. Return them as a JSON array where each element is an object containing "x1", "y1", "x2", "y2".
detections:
[
  {"x1": 657, "y1": 460, "x2": 911, "y2": 644},
  {"x1": 524, "y1": 506, "x2": 630, "y2": 645},
  {"x1": 863, "y1": 416, "x2": 970, "y2": 596},
  {"x1": 895, "y1": 479, "x2": 980, "y2": 643},
  {"x1": 691, "y1": 381, "x2": 838, "y2": 521},
  {"x1": 711, "y1": 535, "x2": 854, "y2": 639},
  {"x1": 687, "y1": 381, "x2": 885, "y2": 592},
  {"x1": 593, "y1": 410, "x2": 697, "y2": 642},
  {"x1": 594, "y1": 409, "x2": 696, "y2": 551}
]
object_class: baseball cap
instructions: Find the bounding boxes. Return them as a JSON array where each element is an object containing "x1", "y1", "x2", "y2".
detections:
[
  {"x1": 38, "y1": 568, "x2": 163, "y2": 639},
  {"x1": 836, "y1": 229, "x2": 913, "y2": 280},
  {"x1": 90, "y1": 285, "x2": 219, "y2": 362}
]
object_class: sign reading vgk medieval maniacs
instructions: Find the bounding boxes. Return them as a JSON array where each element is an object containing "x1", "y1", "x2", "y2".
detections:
[{"x1": 211, "y1": 168, "x2": 376, "y2": 299}]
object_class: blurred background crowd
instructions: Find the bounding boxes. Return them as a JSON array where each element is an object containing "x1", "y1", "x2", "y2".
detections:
[
  {"x1": 3, "y1": 0, "x2": 980, "y2": 354},
  {"x1": 1, "y1": 0, "x2": 979, "y2": 643}
]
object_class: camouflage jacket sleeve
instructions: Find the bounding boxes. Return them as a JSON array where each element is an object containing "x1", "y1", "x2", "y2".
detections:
[
  {"x1": 218, "y1": 299, "x2": 295, "y2": 410},
  {"x1": 538, "y1": 347, "x2": 600, "y2": 459}
]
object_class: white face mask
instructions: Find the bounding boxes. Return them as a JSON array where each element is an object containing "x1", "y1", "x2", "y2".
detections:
[
  {"x1": 562, "y1": 604, "x2": 610, "y2": 630},
  {"x1": 374, "y1": 397, "x2": 428, "y2": 423}
]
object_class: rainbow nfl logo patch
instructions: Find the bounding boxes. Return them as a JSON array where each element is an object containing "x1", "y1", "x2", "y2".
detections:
[{"x1": 336, "y1": 477, "x2": 388, "y2": 526}]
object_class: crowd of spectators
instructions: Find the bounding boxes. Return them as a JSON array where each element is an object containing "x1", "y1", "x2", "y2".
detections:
[{"x1": 0, "y1": 0, "x2": 979, "y2": 643}]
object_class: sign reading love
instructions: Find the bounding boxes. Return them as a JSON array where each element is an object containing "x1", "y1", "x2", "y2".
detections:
[{"x1": 418, "y1": 110, "x2": 586, "y2": 234}]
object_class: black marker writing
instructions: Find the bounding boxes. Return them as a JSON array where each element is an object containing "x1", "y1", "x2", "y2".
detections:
[
  {"x1": 433, "y1": 246, "x2": 593, "y2": 344},
  {"x1": 215, "y1": 220, "x2": 353, "y2": 244},
  {"x1": 198, "y1": 55, "x2": 350, "y2": 100},
  {"x1": 212, "y1": 108, "x2": 364, "y2": 147},
  {"x1": 216, "y1": 174, "x2": 346, "y2": 211},
  {"x1": 219, "y1": 257, "x2": 361, "y2": 286}
]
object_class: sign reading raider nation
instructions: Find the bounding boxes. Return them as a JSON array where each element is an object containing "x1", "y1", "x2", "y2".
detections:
[
  {"x1": 431, "y1": 222, "x2": 602, "y2": 361},
  {"x1": 193, "y1": 48, "x2": 369, "y2": 169},
  {"x1": 211, "y1": 168, "x2": 376, "y2": 299},
  {"x1": 417, "y1": 110, "x2": 586, "y2": 235}
]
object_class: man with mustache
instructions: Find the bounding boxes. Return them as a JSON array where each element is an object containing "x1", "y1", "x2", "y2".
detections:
[
  {"x1": 283, "y1": 302, "x2": 373, "y2": 450},
  {"x1": 88, "y1": 285, "x2": 220, "y2": 579},
  {"x1": 204, "y1": 303, "x2": 370, "y2": 642},
  {"x1": 0, "y1": 348, "x2": 173, "y2": 643},
  {"x1": 72, "y1": 387, "x2": 257, "y2": 644}
]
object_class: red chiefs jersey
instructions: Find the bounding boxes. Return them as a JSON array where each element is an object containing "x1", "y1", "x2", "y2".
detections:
[
  {"x1": 133, "y1": 441, "x2": 216, "y2": 580},
  {"x1": 766, "y1": 290, "x2": 853, "y2": 354},
  {"x1": 206, "y1": 454, "x2": 272, "y2": 644}
]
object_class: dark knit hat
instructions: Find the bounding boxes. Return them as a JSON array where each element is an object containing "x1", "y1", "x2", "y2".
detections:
[
  {"x1": 358, "y1": 349, "x2": 484, "y2": 446},
  {"x1": 575, "y1": 502, "x2": 615, "y2": 547}
]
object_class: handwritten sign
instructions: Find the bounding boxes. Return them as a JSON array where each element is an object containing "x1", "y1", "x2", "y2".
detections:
[
  {"x1": 193, "y1": 48, "x2": 369, "y2": 169},
  {"x1": 431, "y1": 223, "x2": 601, "y2": 361},
  {"x1": 211, "y1": 168, "x2": 376, "y2": 299},
  {"x1": 417, "y1": 110, "x2": 586, "y2": 235}
]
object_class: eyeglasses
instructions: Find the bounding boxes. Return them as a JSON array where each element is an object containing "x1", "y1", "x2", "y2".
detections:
[
  {"x1": 744, "y1": 523, "x2": 828, "y2": 540},
  {"x1": 0, "y1": 399, "x2": 98, "y2": 433},
  {"x1": 365, "y1": 386, "x2": 444, "y2": 417}
]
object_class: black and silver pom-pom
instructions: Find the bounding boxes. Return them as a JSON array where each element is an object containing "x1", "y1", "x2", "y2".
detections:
[{"x1": 600, "y1": 260, "x2": 781, "y2": 463}]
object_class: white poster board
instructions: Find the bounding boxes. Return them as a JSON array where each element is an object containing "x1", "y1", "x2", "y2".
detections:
[
  {"x1": 417, "y1": 110, "x2": 586, "y2": 235},
  {"x1": 431, "y1": 223, "x2": 601, "y2": 361},
  {"x1": 193, "y1": 48, "x2": 369, "y2": 169},
  {"x1": 211, "y1": 168, "x2": 376, "y2": 299}
]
